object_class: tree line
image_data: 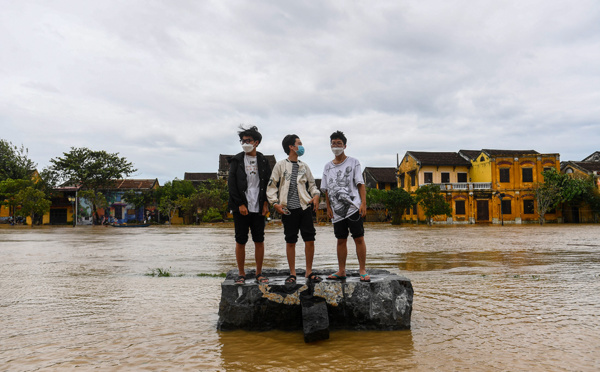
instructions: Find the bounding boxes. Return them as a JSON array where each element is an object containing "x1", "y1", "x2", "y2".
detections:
[
  {"x1": 2, "y1": 138, "x2": 599, "y2": 226},
  {"x1": 0, "y1": 139, "x2": 228, "y2": 226}
]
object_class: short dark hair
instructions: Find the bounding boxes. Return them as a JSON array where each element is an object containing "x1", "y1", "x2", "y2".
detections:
[
  {"x1": 330, "y1": 130, "x2": 347, "y2": 145},
  {"x1": 282, "y1": 134, "x2": 299, "y2": 155},
  {"x1": 237, "y1": 125, "x2": 262, "y2": 144}
]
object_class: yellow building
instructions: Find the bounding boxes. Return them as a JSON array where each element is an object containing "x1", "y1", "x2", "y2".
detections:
[
  {"x1": 398, "y1": 149, "x2": 561, "y2": 224},
  {"x1": 398, "y1": 151, "x2": 473, "y2": 223},
  {"x1": 469, "y1": 149, "x2": 561, "y2": 224}
]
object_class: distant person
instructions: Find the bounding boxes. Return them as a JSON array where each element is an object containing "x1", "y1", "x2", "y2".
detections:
[
  {"x1": 228, "y1": 125, "x2": 272, "y2": 285},
  {"x1": 321, "y1": 131, "x2": 370, "y2": 282},
  {"x1": 267, "y1": 134, "x2": 322, "y2": 285}
]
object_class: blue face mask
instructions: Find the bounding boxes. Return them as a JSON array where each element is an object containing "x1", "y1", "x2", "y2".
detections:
[{"x1": 296, "y1": 145, "x2": 305, "y2": 157}]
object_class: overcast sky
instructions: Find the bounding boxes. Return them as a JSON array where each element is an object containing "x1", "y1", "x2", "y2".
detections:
[{"x1": 2, "y1": 1, "x2": 599, "y2": 184}]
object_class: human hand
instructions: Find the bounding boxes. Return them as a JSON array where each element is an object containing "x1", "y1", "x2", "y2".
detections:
[
  {"x1": 359, "y1": 203, "x2": 367, "y2": 217},
  {"x1": 239, "y1": 205, "x2": 248, "y2": 216},
  {"x1": 327, "y1": 207, "x2": 333, "y2": 220},
  {"x1": 311, "y1": 195, "x2": 320, "y2": 211},
  {"x1": 274, "y1": 204, "x2": 285, "y2": 215},
  {"x1": 262, "y1": 202, "x2": 269, "y2": 216}
]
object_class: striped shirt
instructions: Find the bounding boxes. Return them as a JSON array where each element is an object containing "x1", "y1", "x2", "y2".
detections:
[{"x1": 287, "y1": 162, "x2": 301, "y2": 209}]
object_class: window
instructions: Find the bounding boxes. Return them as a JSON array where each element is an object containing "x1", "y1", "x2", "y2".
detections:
[
  {"x1": 441, "y1": 172, "x2": 450, "y2": 183},
  {"x1": 455, "y1": 200, "x2": 466, "y2": 215},
  {"x1": 413, "y1": 204, "x2": 417, "y2": 214},
  {"x1": 522, "y1": 168, "x2": 533, "y2": 183},
  {"x1": 457, "y1": 173, "x2": 468, "y2": 183},
  {"x1": 411, "y1": 172, "x2": 416, "y2": 186},
  {"x1": 501, "y1": 200, "x2": 512, "y2": 214},
  {"x1": 378, "y1": 182, "x2": 386, "y2": 190},
  {"x1": 523, "y1": 200, "x2": 535, "y2": 214},
  {"x1": 400, "y1": 174, "x2": 405, "y2": 188},
  {"x1": 424, "y1": 172, "x2": 433, "y2": 184},
  {"x1": 499, "y1": 168, "x2": 510, "y2": 183}
]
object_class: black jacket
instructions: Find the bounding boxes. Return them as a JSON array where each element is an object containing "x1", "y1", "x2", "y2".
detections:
[{"x1": 227, "y1": 152, "x2": 272, "y2": 212}]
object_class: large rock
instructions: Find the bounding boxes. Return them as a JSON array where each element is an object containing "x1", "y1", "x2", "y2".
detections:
[{"x1": 217, "y1": 269, "x2": 413, "y2": 332}]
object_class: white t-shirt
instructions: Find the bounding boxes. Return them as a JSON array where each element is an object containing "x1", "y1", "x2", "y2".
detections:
[
  {"x1": 321, "y1": 156, "x2": 364, "y2": 223},
  {"x1": 244, "y1": 155, "x2": 260, "y2": 213}
]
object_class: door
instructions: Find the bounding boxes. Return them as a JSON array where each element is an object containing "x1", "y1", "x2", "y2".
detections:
[
  {"x1": 477, "y1": 200, "x2": 489, "y2": 222},
  {"x1": 571, "y1": 207, "x2": 580, "y2": 223},
  {"x1": 49, "y1": 208, "x2": 67, "y2": 224}
]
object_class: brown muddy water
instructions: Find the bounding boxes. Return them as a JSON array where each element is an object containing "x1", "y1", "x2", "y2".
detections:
[{"x1": 1, "y1": 223, "x2": 599, "y2": 371}]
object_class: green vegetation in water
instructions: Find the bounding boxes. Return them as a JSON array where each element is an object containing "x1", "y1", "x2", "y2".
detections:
[
  {"x1": 197, "y1": 273, "x2": 227, "y2": 278},
  {"x1": 146, "y1": 267, "x2": 172, "y2": 277}
]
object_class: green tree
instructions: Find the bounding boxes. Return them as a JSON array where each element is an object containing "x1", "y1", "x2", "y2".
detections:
[
  {"x1": 0, "y1": 179, "x2": 33, "y2": 218},
  {"x1": 415, "y1": 184, "x2": 452, "y2": 226},
  {"x1": 15, "y1": 187, "x2": 51, "y2": 227},
  {"x1": 190, "y1": 179, "x2": 229, "y2": 223},
  {"x1": 385, "y1": 188, "x2": 416, "y2": 225},
  {"x1": 49, "y1": 147, "x2": 136, "y2": 223},
  {"x1": 535, "y1": 181, "x2": 561, "y2": 225},
  {"x1": 366, "y1": 188, "x2": 388, "y2": 222},
  {"x1": 0, "y1": 139, "x2": 37, "y2": 181},
  {"x1": 538, "y1": 169, "x2": 599, "y2": 223},
  {"x1": 156, "y1": 180, "x2": 195, "y2": 224}
]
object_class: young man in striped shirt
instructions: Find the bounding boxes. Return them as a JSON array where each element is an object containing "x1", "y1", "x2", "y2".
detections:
[{"x1": 267, "y1": 134, "x2": 322, "y2": 285}]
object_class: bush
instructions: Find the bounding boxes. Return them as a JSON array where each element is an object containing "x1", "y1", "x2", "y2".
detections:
[{"x1": 202, "y1": 207, "x2": 223, "y2": 222}]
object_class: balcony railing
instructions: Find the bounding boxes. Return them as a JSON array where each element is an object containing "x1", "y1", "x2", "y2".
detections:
[{"x1": 419, "y1": 182, "x2": 492, "y2": 190}]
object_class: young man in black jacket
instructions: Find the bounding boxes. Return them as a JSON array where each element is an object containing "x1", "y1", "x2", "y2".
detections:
[{"x1": 228, "y1": 126, "x2": 272, "y2": 285}]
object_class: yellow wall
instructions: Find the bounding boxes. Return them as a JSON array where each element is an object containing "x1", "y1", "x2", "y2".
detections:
[
  {"x1": 0, "y1": 205, "x2": 9, "y2": 218},
  {"x1": 469, "y1": 152, "x2": 492, "y2": 182}
]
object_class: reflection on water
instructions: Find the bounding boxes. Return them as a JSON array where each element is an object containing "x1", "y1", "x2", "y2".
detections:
[{"x1": 1, "y1": 224, "x2": 599, "y2": 371}]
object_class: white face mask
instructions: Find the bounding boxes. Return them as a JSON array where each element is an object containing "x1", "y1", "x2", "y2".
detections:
[
  {"x1": 242, "y1": 143, "x2": 255, "y2": 153},
  {"x1": 331, "y1": 147, "x2": 344, "y2": 156}
]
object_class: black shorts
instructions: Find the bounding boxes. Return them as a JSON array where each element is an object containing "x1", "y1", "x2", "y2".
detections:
[
  {"x1": 233, "y1": 212, "x2": 265, "y2": 245},
  {"x1": 281, "y1": 207, "x2": 316, "y2": 244},
  {"x1": 333, "y1": 211, "x2": 364, "y2": 240}
]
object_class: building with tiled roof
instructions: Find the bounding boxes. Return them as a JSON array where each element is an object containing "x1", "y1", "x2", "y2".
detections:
[
  {"x1": 398, "y1": 149, "x2": 561, "y2": 225},
  {"x1": 112, "y1": 179, "x2": 159, "y2": 190},
  {"x1": 218, "y1": 154, "x2": 277, "y2": 180},
  {"x1": 363, "y1": 167, "x2": 398, "y2": 190},
  {"x1": 184, "y1": 172, "x2": 218, "y2": 187}
]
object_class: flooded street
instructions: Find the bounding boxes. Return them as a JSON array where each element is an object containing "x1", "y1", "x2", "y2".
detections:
[{"x1": 1, "y1": 223, "x2": 599, "y2": 371}]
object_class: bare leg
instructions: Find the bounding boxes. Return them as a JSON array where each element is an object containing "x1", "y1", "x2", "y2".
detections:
[
  {"x1": 254, "y1": 241, "x2": 264, "y2": 275},
  {"x1": 354, "y1": 236, "x2": 369, "y2": 279},
  {"x1": 286, "y1": 242, "x2": 296, "y2": 277},
  {"x1": 304, "y1": 241, "x2": 315, "y2": 277},
  {"x1": 335, "y1": 238, "x2": 348, "y2": 276},
  {"x1": 235, "y1": 242, "x2": 246, "y2": 277}
]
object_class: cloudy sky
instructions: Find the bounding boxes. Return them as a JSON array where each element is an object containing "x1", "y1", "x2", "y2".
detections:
[{"x1": 2, "y1": 0, "x2": 599, "y2": 184}]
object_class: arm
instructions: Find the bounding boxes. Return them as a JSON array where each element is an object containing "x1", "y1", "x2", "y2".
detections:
[
  {"x1": 228, "y1": 159, "x2": 247, "y2": 215},
  {"x1": 266, "y1": 162, "x2": 285, "y2": 215},
  {"x1": 325, "y1": 191, "x2": 333, "y2": 219},
  {"x1": 358, "y1": 183, "x2": 367, "y2": 217},
  {"x1": 305, "y1": 166, "x2": 321, "y2": 211}
]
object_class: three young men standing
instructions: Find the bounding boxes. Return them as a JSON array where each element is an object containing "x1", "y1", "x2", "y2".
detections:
[{"x1": 229, "y1": 128, "x2": 369, "y2": 284}]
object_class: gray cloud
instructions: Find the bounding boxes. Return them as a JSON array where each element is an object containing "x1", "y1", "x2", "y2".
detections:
[{"x1": 1, "y1": 0, "x2": 599, "y2": 184}]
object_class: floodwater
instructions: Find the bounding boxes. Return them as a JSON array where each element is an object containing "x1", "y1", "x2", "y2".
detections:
[{"x1": 1, "y1": 223, "x2": 599, "y2": 371}]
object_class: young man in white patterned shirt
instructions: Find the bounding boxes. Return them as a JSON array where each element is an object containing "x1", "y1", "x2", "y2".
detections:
[{"x1": 321, "y1": 130, "x2": 370, "y2": 282}]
